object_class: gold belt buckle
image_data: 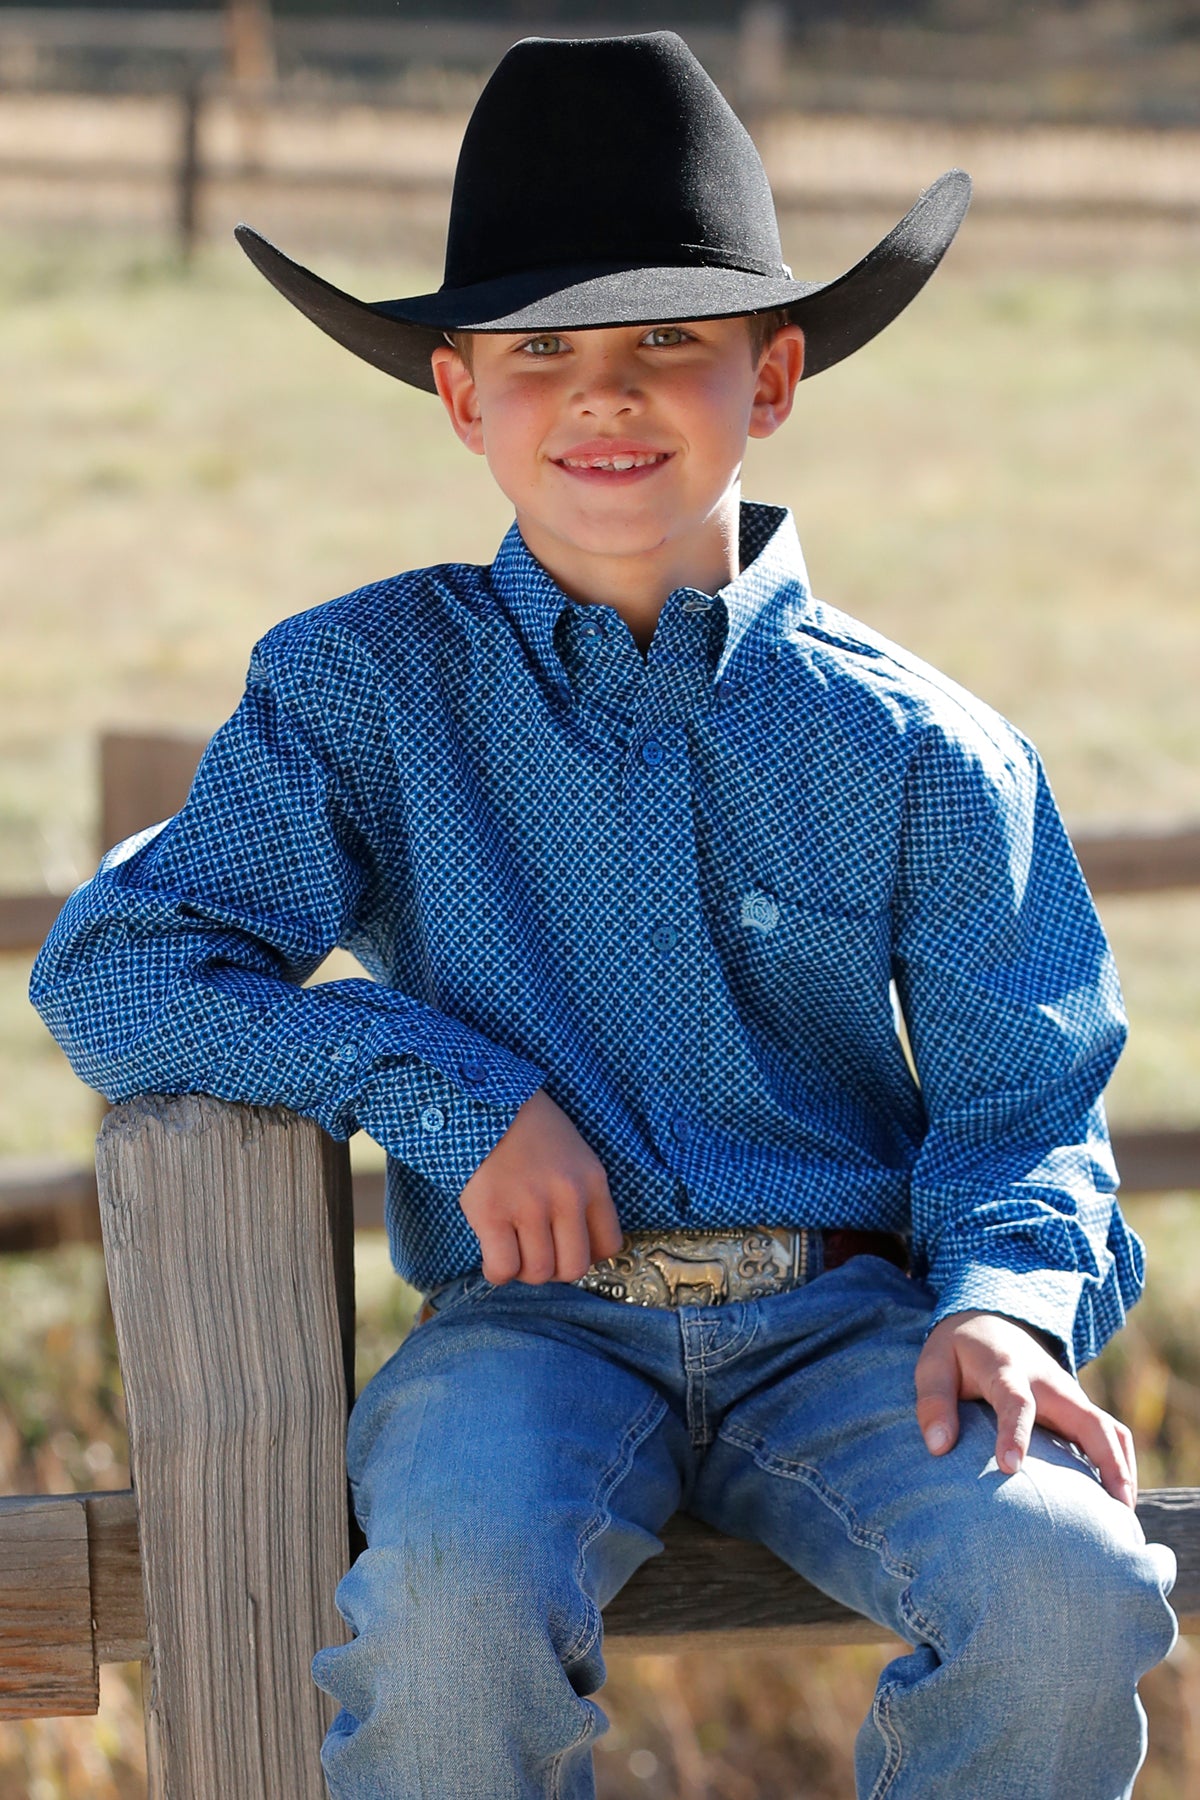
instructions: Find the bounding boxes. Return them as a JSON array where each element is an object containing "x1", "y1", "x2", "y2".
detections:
[{"x1": 574, "y1": 1225, "x2": 808, "y2": 1308}]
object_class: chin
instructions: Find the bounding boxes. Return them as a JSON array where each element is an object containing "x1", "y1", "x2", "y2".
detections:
[{"x1": 563, "y1": 509, "x2": 684, "y2": 556}]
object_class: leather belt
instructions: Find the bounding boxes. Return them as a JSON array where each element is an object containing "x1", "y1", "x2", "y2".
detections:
[{"x1": 573, "y1": 1224, "x2": 908, "y2": 1308}]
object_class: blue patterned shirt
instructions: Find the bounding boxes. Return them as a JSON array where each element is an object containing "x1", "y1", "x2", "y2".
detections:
[{"x1": 30, "y1": 502, "x2": 1141, "y2": 1371}]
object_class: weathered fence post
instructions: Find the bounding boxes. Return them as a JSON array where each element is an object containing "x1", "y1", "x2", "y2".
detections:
[
  {"x1": 175, "y1": 80, "x2": 203, "y2": 263},
  {"x1": 96, "y1": 1095, "x2": 354, "y2": 1799}
]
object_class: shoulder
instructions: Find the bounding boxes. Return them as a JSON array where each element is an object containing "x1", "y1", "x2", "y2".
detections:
[
  {"x1": 229, "y1": 562, "x2": 498, "y2": 796},
  {"x1": 780, "y1": 591, "x2": 1035, "y2": 798},
  {"x1": 243, "y1": 561, "x2": 507, "y2": 754},
  {"x1": 252, "y1": 559, "x2": 496, "y2": 693}
]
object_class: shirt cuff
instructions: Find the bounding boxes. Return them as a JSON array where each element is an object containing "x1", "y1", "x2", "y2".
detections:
[
  {"x1": 927, "y1": 1264, "x2": 1087, "y2": 1375},
  {"x1": 206, "y1": 986, "x2": 548, "y2": 1200},
  {"x1": 352, "y1": 1058, "x2": 546, "y2": 1197}
]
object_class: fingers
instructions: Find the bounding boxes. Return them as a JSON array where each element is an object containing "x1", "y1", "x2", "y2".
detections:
[
  {"x1": 478, "y1": 1174, "x2": 619, "y2": 1286},
  {"x1": 513, "y1": 1212, "x2": 558, "y2": 1285},
  {"x1": 1119, "y1": 1419, "x2": 1139, "y2": 1509},
  {"x1": 914, "y1": 1335, "x2": 961, "y2": 1455},
  {"x1": 585, "y1": 1181, "x2": 624, "y2": 1264},
  {"x1": 915, "y1": 1315, "x2": 1141, "y2": 1512},
  {"x1": 477, "y1": 1219, "x2": 521, "y2": 1286},
  {"x1": 458, "y1": 1091, "x2": 621, "y2": 1284},
  {"x1": 1033, "y1": 1385, "x2": 1139, "y2": 1509},
  {"x1": 990, "y1": 1374, "x2": 1037, "y2": 1476},
  {"x1": 549, "y1": 1205, "x2": 593, "y2": 1285}
]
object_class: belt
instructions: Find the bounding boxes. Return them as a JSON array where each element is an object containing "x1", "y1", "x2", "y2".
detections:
[{"x1": 572, "y1": 1225, "x2": 908, "y2": 1308}]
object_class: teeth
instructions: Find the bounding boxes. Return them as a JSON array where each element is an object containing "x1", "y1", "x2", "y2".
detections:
[{"x1": 560, "y1": 453, "x2": 666, "y2": 470}]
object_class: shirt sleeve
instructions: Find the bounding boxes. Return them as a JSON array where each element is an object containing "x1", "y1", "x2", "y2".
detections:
[
  {"x1": 891, "y1": 724, "x2": 1144, "y2": 1375},
  {"x1": 29, "y1": 638, "x2": 547, "y2": 1200}
]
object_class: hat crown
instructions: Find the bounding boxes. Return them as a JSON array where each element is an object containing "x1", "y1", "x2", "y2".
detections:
[{"x1": 443, "y1": 31, "x2": 786, "y2": 292}]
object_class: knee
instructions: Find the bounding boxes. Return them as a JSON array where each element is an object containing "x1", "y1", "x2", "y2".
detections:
[
  {"x1": 1032, "y1": 1508, "x2": 1177, "y2": 1683},
  {"x1": 312, "y1": 1533, "x2": 608, "y2": 1794},
  {"x1": 928, "y1": 1472, "x2": 1177, "y2": 1687},
  {"x1": 313, "y1": 1520, "x2": 598, "y2": 1718}
]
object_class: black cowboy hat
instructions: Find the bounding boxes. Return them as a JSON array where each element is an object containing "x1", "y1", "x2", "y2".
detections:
[{"x1": 235, "y1": 31, "x2": 971, "y2": 394}]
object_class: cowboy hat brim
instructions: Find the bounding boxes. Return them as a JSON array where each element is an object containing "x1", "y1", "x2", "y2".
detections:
[{"x1": 234, "y1": 168, "x2": 971, "y2": 393}]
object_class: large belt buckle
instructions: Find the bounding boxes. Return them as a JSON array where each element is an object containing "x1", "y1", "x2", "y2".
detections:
[{"x1": 575, "y1": 1226, "x2": 807, "y2": 1307}]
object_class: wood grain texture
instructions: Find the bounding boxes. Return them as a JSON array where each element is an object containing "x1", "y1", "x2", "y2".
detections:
[
  {"x1": 1137, "y1": 1489, "x2": 1200, "y2": 1633},
  {"x1": 95, "y1": 1095, "x2": 354, "y2": 1800},
  {"x1": 82, "y1": 1490, "x2": 149, "y2": 1664},
  {"x1": 0, "y1": 1495, "x2": 97, "y2": 1717},
  {"x1": 604, "y1": 1514, "x2": 904, "y2": 1651},
  {"x1": 11, "y1": 1478, "x2": 1196, "y2": 1679}
]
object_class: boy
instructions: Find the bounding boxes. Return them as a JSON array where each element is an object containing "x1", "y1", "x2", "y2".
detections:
[{"x1": 32, "y1": 32, "x2": 1176, "y2": 1799}]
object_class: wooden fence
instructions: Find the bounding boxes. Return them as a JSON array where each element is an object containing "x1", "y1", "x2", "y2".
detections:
[{"x1": 1, "y1": 7, "x2": 1197, "y2": 129}]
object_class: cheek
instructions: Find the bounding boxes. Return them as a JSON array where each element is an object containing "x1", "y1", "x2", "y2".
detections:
[
  {"x1": 670, "y1": 371, "x2": 756, "y2": 458},
  {"x1": 479, "y1": 386, "x2": 555, "y2": 473}
]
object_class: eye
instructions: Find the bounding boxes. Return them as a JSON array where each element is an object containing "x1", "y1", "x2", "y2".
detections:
[
  {"x1": 642, "y1": 326, "x2": 690, "y2": 348},
  {"x1": 520, "y1": 334, "x2": 567, "y2": 356}
]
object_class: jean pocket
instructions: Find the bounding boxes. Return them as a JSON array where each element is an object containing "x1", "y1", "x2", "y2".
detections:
[{"x1": 421, "y1": 1269, "x2": 492, "y2": 1320}]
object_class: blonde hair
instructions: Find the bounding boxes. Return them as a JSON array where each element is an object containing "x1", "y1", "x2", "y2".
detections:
[{"x1": 745, "y1": 307, "x2": 794, "y2": 359}]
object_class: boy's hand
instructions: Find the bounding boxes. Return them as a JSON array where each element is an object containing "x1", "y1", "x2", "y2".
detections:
[
  {"x1": 915, "y1": 1309, "x2": 1138, "y2": 1510},
  {"x1": 457, "y1": 1088, "x2": 624, "y2": 1285}
]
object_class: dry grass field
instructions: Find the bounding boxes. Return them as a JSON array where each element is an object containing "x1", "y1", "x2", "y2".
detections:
[{"x1": 0, "y1": 138, "x2": 1198, "y2": 1797}]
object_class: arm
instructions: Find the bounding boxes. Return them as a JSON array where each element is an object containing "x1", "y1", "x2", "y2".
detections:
[
  {"x1": 891, "y1": 726, "x2": 1142, "y2": 1502},
  {"x1": 29, "y1": 632, "x2": 548, "y2": 1201}
]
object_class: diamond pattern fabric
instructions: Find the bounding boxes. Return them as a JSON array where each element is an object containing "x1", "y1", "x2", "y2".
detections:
[{"x1": 30, "y1": 503, "x2": 1140, "y2": 1371}]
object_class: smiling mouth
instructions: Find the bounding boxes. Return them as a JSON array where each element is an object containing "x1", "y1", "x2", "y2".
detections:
[{"x1": 554, "y1": 451, "x2": 672, "y2": 475}]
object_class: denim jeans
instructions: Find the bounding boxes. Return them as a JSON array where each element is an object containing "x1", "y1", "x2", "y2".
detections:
[{"x1": 312, "y1": 1254, "x2": 1177, "y2": 1799}]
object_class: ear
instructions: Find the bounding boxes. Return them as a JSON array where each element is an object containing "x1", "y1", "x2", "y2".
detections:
[
  {"x1": 430, "y1": 343, "x2": 486, "y2": 456},
  {"x1": 748, "y1": 324, "x2": 804, "y2": 441}
]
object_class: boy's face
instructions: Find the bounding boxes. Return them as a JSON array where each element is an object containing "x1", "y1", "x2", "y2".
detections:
[{"x1": 430, "y1": 317, "x2": 803, "y2": 602}]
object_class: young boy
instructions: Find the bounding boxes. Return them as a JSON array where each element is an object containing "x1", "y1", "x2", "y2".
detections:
[{"x1": 33, "y1": 31, "x2": 1176, "y2": 1799}]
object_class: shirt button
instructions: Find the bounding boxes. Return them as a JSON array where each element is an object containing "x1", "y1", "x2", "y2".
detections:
[
  {"x1": 459, "y1": 1057, "x2": 487, "y2": 1085},
  {"x1": 641, "y1": 737, "x2": 665, "y2": 767},
  {"x1": 670, "y1": 1113, "x2": 690, "y2": 1142},
  {"x1": 419, "y1": 1104, "x2": 446, "y2": 1134},
  {"x1": 650, "y1": 922, "x2": 679, "y2": 952},
  {"x1": 328, "y1": 1042, "x2": 359, "y2": 1065}
]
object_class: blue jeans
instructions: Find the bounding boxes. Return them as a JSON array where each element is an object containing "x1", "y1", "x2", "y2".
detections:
[{"x1": 312, "y1": 1255, "x2": 1177, "y2": 1799}]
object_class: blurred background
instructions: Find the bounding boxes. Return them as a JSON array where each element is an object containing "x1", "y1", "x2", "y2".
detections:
[{"x1": 0, "y1": 2, "x2": 1198, "y2": 1794}]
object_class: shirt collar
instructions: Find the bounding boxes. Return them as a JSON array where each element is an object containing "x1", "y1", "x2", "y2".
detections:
[{"x1": 487, "y1": 500, "x2": 811, "y2": 698}]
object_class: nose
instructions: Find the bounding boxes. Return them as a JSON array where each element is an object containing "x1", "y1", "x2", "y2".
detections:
[{"x1": 571, "y1": 351, "x2": 644, "y2": 419}]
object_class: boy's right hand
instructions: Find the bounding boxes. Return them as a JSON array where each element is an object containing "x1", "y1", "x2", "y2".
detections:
[{"x1": 457, "y1": 1088, "x2": 624, "y2": 1285}]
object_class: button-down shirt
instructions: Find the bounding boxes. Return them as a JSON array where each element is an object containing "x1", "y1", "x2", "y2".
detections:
[{"x1": 30, "y1": 502, "x2": 1141, "y2": 1371}]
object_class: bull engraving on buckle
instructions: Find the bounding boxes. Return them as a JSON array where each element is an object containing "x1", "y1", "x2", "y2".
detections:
[{"x1": 575, "y1": 1226, "x2": 807, "y2": 1307}]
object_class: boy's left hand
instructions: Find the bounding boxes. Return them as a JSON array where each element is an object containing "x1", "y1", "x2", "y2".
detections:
[{"x1": 915, "y1": 1309, "x2": 1137, "y2": 1510}]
